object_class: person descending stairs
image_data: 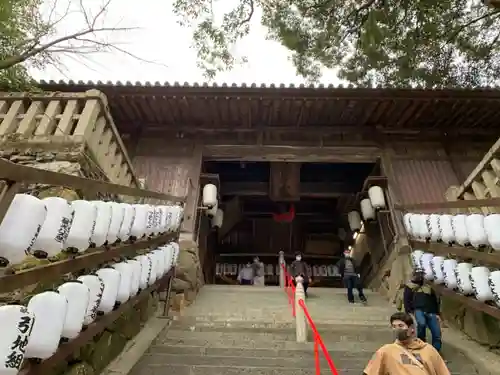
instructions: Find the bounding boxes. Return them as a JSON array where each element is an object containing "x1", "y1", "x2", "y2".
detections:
[{"x1": 129, "y1": 285, "x2": 482, "y2": 375}]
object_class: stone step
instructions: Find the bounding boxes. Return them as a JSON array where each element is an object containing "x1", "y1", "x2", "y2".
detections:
[{"x1": 131, "y1": 362, "x2": 475, "y2": 375}]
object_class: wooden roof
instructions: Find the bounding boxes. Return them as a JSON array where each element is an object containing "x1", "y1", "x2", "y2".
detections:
[{"x1": 39, "y1": 80, "x2": 500, "y2": 137}]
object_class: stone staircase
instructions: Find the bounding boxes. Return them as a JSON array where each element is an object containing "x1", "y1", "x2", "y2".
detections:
[{"x1": 129, "y1": 286, "x2": 479, "y2": 375}]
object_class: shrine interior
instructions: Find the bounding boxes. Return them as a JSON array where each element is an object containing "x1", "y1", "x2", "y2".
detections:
[{"x1": 200, "y1": 160, "x2": 389, "y2": 287}]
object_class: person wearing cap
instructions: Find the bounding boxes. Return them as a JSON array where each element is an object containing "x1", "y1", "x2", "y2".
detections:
[
  {"x1": 337, "y1": 248, "x2": 367, "y2": 304},
  {"x1": 291, "y1": 252, "x2": 310, "y2": 297}
]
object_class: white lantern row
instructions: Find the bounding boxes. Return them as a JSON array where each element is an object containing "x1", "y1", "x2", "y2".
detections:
[
  {"x1": 411, "y1": 250, "x2": 500, "y2": 307},
  {"x1": 0, "y1": 241, "x2": 180, "y2": 374},
  {"x1": 404, "y1": 212, "x2": 500, "y2": 250},
  {"x1": 0, "y1": 193, "x2": 184, "y2": 267}
]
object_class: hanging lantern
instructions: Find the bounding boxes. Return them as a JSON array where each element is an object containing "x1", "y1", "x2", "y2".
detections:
[
  {"x1": 0, "y1": 194, "x2": 46, "y2": 266},
  {"x1": 112, "y1": 262, "x2": 134, "y2": 303},
  {"x1": 127, "y1": 259, "x2": 142, "y2": 296},
  {"x1": 403, "y1": 213, "x2": 413, "y2": 237},
  {"x1": 77, "y1": 275, "x2": 104, "y2": 325},
  {"x1": 484, "y1": 214, "x2": 500, "y2": 250},
  {"x1": 488, "y1": 270, "x2": 500, "y2": 307},
  {"x1": 439, "y1": 214, "x2": 455, "y2": 245},
  {"x1": 410, "y1": 250, "x2": 424, "y2": 270},
  {"x1": 0, "y1": 305, "x2": 35, "y2": 374},
  {"x1": 202, "y1": 184, "x2": 218, "y2": 209},
  {"x1": 147, "y1": 252, "x2": 158, "y2": 285},
  {"x1": 272, "y1": 203, "x2": 295, "y2": 223},
  {"x1": 95, "y1": 267, "x2": 121, "y2": 313},
  {"x1": 160, "y1": 244, "x2": 174, "y2": 272},
  {"x1": 206, "y1": 203, "x2": 218, "y2": 219},
  {"x1": 430, "y1": 256, "x2": 445, "y2": 284},
  {"x1": 466, "y1": 214, "x2": 488, "y2": 248},
  {"x1": 65, "y1": 200, "x2": 97, "y2": 252},
  {"x1": 347, "y1": 211, "x2": 362, "y2": 232},
  {"x1": 420, "y1": 253, "x2": 434, "y2": 280},
  {"x1": 455, "y1": 262, "x2": 474, "y2": 295},
  {"x1": 57, "y1": 281, "x2": 90, "y2": 340},
  {"x1": 452, "y1": 214, "x2": 470, "y2": 246},
  {"x1": 90, "y1": 201, "x2": 112, "y2": 247},
  {"x1": 107, "y1": 202, "x2": 125, "y2": 245},
  {"x1": 368, "y1": 186, "x2": 386, "y2": 210},
  {"x1": 32, "y1": 197, "x2": 73, "y2": 259},
  {"x1": 360, "y1": 199, "x2": 375, "y2": 221},
  {"x1": 212, "y1": 209, "x2": 224, "y2": 228},
  {"x1": 170, "y1": 242, "x2": 180, "y2": 266},
  {"x1": 25, "y1": 291, "x2": 68, "y2": 359},
  {"x1": 470, "y1": 266, "x2": 493, "y2": 302},
  {"x1": 145, "y1": 205, "x2": 155, "y2": 236},
  {"x1": 443, "y1": 259, "x2": 458, "y2": 289},
  {"x1": 118, "y1": 204, "x2": 136, "y2": 242},
  {"x1": 152, "y1": 249, "x2": 166, "y2": 279},
  {"x1": 135, "y1": 255, "x2": 152, "y2": 290},
  {"x1": 428, "y1": 214, "x2": 441, "y2": 242},
  {"x1": 130, "y1": 204, "x2": 149, "y2": 239}
]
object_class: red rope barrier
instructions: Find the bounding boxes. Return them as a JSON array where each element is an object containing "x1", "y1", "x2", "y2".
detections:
[{"x1": 279, "y1": 263, "x2": 339, "y2": 375}]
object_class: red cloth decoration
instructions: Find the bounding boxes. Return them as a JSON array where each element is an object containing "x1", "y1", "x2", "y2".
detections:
[{"x1": 273, "y1": 204, "x2": 295, "y2": 223}]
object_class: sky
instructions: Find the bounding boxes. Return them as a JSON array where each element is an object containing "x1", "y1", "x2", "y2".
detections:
[{"x1": 31, "y1": 0, "x2": 342, "y2": 85}]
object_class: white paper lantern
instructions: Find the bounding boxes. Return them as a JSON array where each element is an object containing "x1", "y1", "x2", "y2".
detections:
[
  {"x1": 156, "y1": 205, "x2": 168, "y2": 233},
  {"x1": 147, "y1": 252, "x2": 158, "y2": 285},
  {"x1": 152, "y1": 249, "x2": 166, "y2": 278},
  {"x1": 347, "y1": 211, "x2": 362, "y2": 232},
  {"x1": 172, "y1": 206, "x2": 184, "y2": 230},
  {"x1": 0, "y1": 194, "x2": 46, "y2": 266},
  {"x1": 135, "y1": 255, "x2": 152, "y2": 290},
  {"x1": 32, "y1": 197, "x2": 73, "y2": 259},
  {"x1": 466, "y1": 214, "x2": 488, "y2": 248},
  {"x1": 470, "y1": 266, "x2": 493, "y2": 302},
  {"x1": 368, "y1": 186, "x2": 386, "y2": 210},
  {"x1": 484, "y1": 214, "x2": 500, "y2": 250},
  {"x1": 455, "y1": 262, "x2": 474, "y2": 295},
  {"x1": 202, "y1": 184, "x2": 218, "y2": 208},
  {"x1": 118, "y1": 204, "x2": 135, "y2": 242},
  {"x1": 439, "y1": 214, "x2": 456, "y2": 245},
  {"x1": 411, "y1": 250, "x2": 424, "y2": 270},
  {"x1": 130, "y1": 204, "x2": 149, "y2": 239},
  {"x1": 107, "y1": 202, "x2": 125, "y2": 245},
  {"x1": 360, "y1": 199, "x2": 375, "y2": 221},
  {"x1": 90, "y1": 201, "x2": 112, "y2": 247},
  {"x1": 160, "y1": 244, "x2": 174, "y2": 272},
  {"x1": 57, "y1": 281, "x2": 90, "y2": 339},
  {"x1": 403, "y1": 213, "x2": 413, "y2": 237},
  {"x1": 77, "y1": 275, "x2": 104, "y2": 325},
  {"x1": 443, "y1": 259, "x2": 458, "y2": 289},
  {"x1": 452, "y1": 214, "x2": 469, "y2": 246},
  {"x1": 25, "y1": 291, "x2": 67, "y2": 359},
  {"x1": 421, "y1": 214, "x2": 431, "y2": 242},
  {"x1": 95, "y1": 267, "x2": 121, "y2": 313},
  {"x1": 428, "y1": 214, "x2": 441, "y2": 242},
  {"x1": 206, "y1": 203, "x2": 217, "y2": 218},
  {"x1": 112, "y1": 262, "x2": 133, "y2": 303},
  {"x1": 488, "y1": 270, "x2": 500, "y2": 307},
  {"x1": 171, "y1": 242, "x2": 180, "y2": 266},
  {"x1": 65, "y1": 200, "x2": 97, "y2": 252},
  {"x1": 163, "y1": 206, "x2": 173, "y2": 232},
  {"x1": 430, "y1": 256, "x2": 445, "y2": 284},
  {"x1": 145, "y1": 205, "x2": 156, "y2": 236},
  {"x1": 212, "y1": 208, "x2": 224, "y2": 228},
  {"x1": 0, "y1": 305, "x2": 35, "y2": 374},
  {"x1": 127, "y1": 259, "x2": 141, "y2": 296},
  {"x1": 420, "y1": 252, "x2": 434, "y2": 280}
]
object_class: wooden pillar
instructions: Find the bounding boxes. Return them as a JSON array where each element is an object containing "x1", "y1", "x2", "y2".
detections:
[{"x1": 181, "y1": 143, "x2": 203, "y2": 238}]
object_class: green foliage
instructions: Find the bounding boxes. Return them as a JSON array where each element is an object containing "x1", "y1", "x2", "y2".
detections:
[
  {"x1": 173, "y1": 0, "x2": 500, "y2": 87},
  {"x1": 0, "y1": 0, "x2": 47, "y2": 90}
]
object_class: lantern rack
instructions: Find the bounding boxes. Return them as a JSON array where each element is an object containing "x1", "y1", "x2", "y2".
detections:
[{"x1": 0, "y1": 157, "x2": 186, "y2": 375}]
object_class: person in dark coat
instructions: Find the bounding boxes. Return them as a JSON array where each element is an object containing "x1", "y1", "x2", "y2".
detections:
[
  {"x1": 337, "y1": 249, "x2": 367, "y2": 304},
  {"x1": 290, "y1": 252, "x2": 310, "y2": 297},
  {"x1": 403, "y1": 269, "x2": 442, "y2": 352}
]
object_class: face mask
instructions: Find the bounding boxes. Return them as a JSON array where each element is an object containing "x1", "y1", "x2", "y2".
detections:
[
  {"x1": 412, "y1": 277, "x2": 424, "y2": 285},
  {"x1": 344, "y1": 252, "x2": 351, "y2": 258},
  {"x1": 393, "y1": 328, "x2": 411, "y2": 342},
  {"x1": 296, "y1": 256, "x2": 302, "y2": 261}
]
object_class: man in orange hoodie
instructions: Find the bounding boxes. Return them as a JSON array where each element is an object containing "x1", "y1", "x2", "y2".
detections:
[{"x1": 363, "y1": 312, "x2": 450, "y2": 375}]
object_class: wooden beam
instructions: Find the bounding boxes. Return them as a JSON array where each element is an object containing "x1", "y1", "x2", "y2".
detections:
[
  {"x1": 204, "y1": 145, "x2": 379, "y2": 162},
  {"x1": 222, "y1": 182, "x2": 353, "y2": 198}
]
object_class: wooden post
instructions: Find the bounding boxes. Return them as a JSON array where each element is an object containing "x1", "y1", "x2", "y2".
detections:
[
  {"x1": 181, "y1": 143, "x2": 203, "y2": 239},
  {"x1": 294, "y1": 276, "x2": 307, "y2": 343},
  {"x1": 279, "y1": 251, "x2": 285, "y2": 288}
]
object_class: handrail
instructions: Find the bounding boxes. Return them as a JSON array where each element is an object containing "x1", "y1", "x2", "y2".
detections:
[{"x1": 279, "y1": 263, "x2": 339, "y2": 375}]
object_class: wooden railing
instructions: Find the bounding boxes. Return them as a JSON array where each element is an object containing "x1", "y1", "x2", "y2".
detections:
[
  {"x1": 0, "y1": 158, "x2": 185, "y2": 375},
  {"x1": 0, "y1": 90, "x2": 138, "y2": 187}
]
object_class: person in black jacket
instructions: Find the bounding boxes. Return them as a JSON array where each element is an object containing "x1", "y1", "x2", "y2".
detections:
[
  {"x1": 291, "y1": 252, "x2": 310, "y2": 297},
  {"x1": 403, "y1": 270, "x2": 442, "y2": 352},
  {"x1": 337, "y1": 249, "x2": 367, "y2": 304}
]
